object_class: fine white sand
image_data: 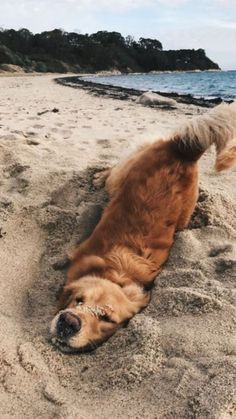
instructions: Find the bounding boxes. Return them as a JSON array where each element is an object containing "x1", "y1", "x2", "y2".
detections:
[{"x1": 0, "y1": 74, "x2": 235, "y2": 419}]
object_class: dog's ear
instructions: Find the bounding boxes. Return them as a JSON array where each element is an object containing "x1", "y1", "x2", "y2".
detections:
[
  {"x1": 57, "y1": 286, "x2": 73, "y2": 311},
  {"x1": 122, "y1": 319, "x2": 130, "y2": 328},
  {"x1": 122, "y1": 284, "x2": 151, "y2": 311}
]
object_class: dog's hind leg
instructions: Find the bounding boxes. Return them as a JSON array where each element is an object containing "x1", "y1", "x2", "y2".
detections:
[
  {"x1": 93, "y1": 165, "x2": 129, "y2": 197},
  {"x1": 177, "y1": 183, "x2": 199, "y2": 230},
  {"x1": 93, "y1": 143, "x2": 150, "y2": 196},
  {"x1": 93, "y1": 168, "x2": 112, "y2": 188},
  {"x1": 177, "y1": 206, "x2": 196, "y2": 231}
]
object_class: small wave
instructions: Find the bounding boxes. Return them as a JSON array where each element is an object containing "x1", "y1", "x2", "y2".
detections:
[{"x1": 82, "y1": 71, "x2": 236, "y2": 100}]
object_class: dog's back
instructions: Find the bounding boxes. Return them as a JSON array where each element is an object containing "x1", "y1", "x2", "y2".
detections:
[
  {"x1": 68, "y1": 140, "x2": 199, "y2": 284},
  {"x1": 68, "y1": 102, "x2": 236, "y2": 286}
]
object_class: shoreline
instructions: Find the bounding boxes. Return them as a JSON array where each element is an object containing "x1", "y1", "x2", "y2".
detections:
[{"x1": 55, "y1": 75, "x2": 230, "y2": 108}]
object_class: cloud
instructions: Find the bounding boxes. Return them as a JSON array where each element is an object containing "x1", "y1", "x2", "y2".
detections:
[
  {"x1": 1, "y1": 0, "x2": 191, "y2": 17},
  {"x1": 66, "y1": 0, "x2": 191, "y2": 11},
  {"x1": 155, "y1": 0, "x2": 190, "y2": 6},
  {"x1": 206, "y1": 18, "x2": 236, "y2": 30},
  {"x1": 79, "y1": 0, "x2": 155, "y2": 12},
  {"x1": 4, "y1": 0, "x2": 156, "y2": 14},
  {"x1": 213, "y1": 0, "x2": 236, "y2": 6}
]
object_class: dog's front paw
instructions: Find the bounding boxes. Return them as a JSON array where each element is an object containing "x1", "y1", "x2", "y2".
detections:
[
  {"x1": 93, "y1": 168, "x2": 111, "y2": 188},
  {"x1": 52, "y1": 256, "x2": 70, "y2": 271}
]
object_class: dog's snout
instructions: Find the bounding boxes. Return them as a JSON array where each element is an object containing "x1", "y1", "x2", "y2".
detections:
[{"x1": 57, "y1": 312, "x2": 81, "y2": 339}]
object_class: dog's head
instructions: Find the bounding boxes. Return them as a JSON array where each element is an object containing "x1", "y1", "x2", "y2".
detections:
[{"x1": 50, "y1": 276, "x2": 150, "y2": 353}]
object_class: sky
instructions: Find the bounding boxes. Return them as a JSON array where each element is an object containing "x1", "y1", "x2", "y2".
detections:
[{"x1": 1, "y1": 0, "x2": 236, "y2": 69}]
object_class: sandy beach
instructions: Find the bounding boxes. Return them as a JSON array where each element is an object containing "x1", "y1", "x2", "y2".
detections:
[{"x1": 0, "y1": 74, "x2": 235, "y2": 419}]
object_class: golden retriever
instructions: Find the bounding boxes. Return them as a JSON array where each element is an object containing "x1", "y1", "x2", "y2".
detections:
[{"x1": 50, "y1": 102, "x2": 236, "y2": 353}]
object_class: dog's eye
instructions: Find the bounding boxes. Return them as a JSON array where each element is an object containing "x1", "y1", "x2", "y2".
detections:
[{"x1": 76, "y1": 297, "x2": 84, "y2": 304}]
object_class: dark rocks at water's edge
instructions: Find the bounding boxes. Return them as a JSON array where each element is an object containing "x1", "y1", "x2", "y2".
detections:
[
  {"x1": 0, "y1": 28, "x2": 220, "y2": 74},
  {"x1": 55, "y1": 76, "x2": 229, "y2": 108}
]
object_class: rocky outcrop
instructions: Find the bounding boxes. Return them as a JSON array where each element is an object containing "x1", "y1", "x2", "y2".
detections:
[{"x1": 136, "y1": 91, "x2": 177, "y2": 107}]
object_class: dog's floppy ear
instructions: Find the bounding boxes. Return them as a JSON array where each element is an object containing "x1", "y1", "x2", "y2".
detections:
[
  {"x1": 122, "y1": 318, "x2": 131, "y2": 328},
  {"x1": 67, "y1": 255, "x2": 106, "y2": 283},
  {"x1": 57, "y1": 285, "x2": 73, "y2": 311}
]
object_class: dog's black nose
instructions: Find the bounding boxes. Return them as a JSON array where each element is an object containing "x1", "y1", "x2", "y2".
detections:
[{"x1": 57, "y1": 312, "x2": 81, "y2": 340}]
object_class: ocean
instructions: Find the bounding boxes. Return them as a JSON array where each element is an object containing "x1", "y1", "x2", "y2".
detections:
[{"x1": 82, "y1": 71, "x2": 236, "y2": 100}]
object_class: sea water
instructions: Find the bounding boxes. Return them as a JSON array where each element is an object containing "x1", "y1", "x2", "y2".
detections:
[{"x1": 82, "y1": 71, "x2": 236, "y2": 100}]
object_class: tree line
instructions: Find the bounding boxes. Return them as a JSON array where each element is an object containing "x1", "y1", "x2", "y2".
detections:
[{"x1": 0, "y1": 28, "x2": 219, "y2": 73}]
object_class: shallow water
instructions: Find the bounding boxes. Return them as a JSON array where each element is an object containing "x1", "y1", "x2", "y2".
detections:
[{"x1": 82, "y1": 70, "x2": 236, "y2": 100}]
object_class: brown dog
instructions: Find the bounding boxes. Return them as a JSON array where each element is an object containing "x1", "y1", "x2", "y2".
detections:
[{"x1": 50, "y1": 102, "x2": 236, "y2": 353}]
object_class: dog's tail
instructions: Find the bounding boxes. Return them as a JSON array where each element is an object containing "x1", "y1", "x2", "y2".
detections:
[{"x1": 170, "y1": 101, "x2": 236, "y2": 171}]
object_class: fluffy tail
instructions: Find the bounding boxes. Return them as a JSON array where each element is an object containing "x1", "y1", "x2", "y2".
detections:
[{"x1": 170, "y1": 102, "x2": 236, "y2": 171}]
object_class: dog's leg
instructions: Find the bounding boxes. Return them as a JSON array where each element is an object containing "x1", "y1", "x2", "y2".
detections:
[
  {"x1": 93, "y1": 166, "x2": 129, "y2": 197},
  {"x1": 177, "y1": 184, "x2": 198, "y2": 230},
  {"x1": 93, "y1": 168, "x2": 112, "y2": 188},
  {"x1": 94, "y1": 143, "x2": 150, "y2": 196},
  {"x1": 177, "y1": 209, "x2": 195, "y2": 231},
  {"x1": 105, "y1": 167, "x2": 127, "y2": 196}
]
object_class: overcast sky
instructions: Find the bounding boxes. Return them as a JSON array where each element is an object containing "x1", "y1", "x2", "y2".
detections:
[{"x1": 1, "y1": 0, "x2": 236, "y2": 69}]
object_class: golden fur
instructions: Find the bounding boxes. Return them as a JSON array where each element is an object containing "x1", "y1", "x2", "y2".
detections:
[{"x1": 50, "y1": 102, "x2": 236, "y2": 353}]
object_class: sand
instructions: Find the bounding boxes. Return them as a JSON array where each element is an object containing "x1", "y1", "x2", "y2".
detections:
[{"x1": 0, "y1": 74, "x2": 235, "y2": 419}]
